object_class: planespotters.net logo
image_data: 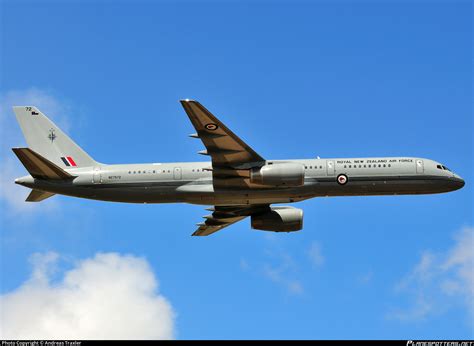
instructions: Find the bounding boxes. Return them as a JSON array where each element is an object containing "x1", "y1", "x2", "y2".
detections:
[{"x1": 407, "y1": 342, "x2": 474, "y2": 346}]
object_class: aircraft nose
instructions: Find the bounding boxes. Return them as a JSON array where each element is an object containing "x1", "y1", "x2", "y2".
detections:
[{"x1": 450, "y1": 175, "x2": 465, "y2": 190}]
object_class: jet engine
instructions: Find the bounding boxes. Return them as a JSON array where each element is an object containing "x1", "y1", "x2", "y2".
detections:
[
  {"x1": 251, "y1": 206, "x2": 303, "y2": 232},
  {"x1": 250, "y1": 163, "x2": 305, "y2": 187}
]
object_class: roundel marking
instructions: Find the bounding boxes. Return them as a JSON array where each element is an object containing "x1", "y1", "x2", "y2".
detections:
[
  {"x1": 337, "y1": 174, "x2": 348, "y2": 185},
  {"x1": 205, "y1": 123, "x2": 218, "y2": 131}
]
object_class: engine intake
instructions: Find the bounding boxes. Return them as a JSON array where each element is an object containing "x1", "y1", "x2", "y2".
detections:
[
  {"x1": 250, "y1": 163, "x2": 305, "y2": 187},
  {"x1": 251, "y1": 206, "x2": 303, "y2": 232}
]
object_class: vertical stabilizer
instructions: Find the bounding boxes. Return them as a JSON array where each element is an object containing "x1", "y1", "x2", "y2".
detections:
[{"x1": 13, "y1": 106, "x2": 97, "y2": 168}]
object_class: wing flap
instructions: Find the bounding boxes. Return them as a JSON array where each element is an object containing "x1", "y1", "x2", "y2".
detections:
[
  {"x1": 192, "y1": 205, "x2": 269, "y2": 236},
  {"x1": 193, "y1": 216, "x2": 247, "y2": 236}
]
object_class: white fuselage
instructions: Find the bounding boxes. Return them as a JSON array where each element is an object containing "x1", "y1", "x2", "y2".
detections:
[{"x1": 16, "y1": 157, "x2": 465, "y2": 206}]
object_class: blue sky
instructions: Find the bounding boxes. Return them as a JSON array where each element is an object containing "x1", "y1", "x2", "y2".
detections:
[{"x1": 0, "y1": 0, "x2": 472, "y2": 340}]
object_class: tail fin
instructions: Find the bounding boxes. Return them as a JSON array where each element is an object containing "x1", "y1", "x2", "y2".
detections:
[
  {"x1": 12, "y1": 148, "x2": 74, "y2": 180},
  {"x1": 13, "y1": 106, "x2": 96, "y2": 168}
]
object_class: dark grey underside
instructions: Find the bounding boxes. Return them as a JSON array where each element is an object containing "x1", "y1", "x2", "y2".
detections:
[{"x1": 25, "y1": 175, "x2": 464, "y2": 206}]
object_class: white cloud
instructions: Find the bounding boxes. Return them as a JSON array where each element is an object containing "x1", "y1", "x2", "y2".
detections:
[
  {"x1": 389, "y1": 226, "x2": 474, "y2": 322},
  {"x1": 262, "y1": 253, "x2": 304, "y2": 295},
  {"x1": 0, "y1": 88, "x2": 71, "y2": 213},
  {"x1": 239, "y1": 258, "x2": 250, "y2": 271},
  {"x1": 357, "y1": 270, "x2": 373, "y2": 285},
  {"x1": 263, "y1": 264, "x2": 304, "y2": 295},
  {"x1": 307, "y1": 241, "x2": 325, "y2": 268},
  {"x1": 240, "y1": 236, "x2": 314, "y2": 295},
  {"x1": 0, "y1": 252, "x2": 176, "y2": 339}
]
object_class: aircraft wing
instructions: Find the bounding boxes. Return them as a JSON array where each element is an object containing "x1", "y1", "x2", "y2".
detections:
[
  {"x1": 180, "y1": 100, "x2": 265, "y2": 189},
  {"x1": 193, "y1": 205, "x2": 269, "y2": 236}
]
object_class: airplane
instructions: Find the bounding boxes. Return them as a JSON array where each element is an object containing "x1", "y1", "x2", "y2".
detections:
[{"x1": 12, "y1": 100, "x2": 465, "y2": 236}]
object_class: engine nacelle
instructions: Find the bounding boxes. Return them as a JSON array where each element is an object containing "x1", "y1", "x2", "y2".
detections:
[
  {"x1": 251, "y1": 206, "x2": 303, "y2": 232},
  {"x1": 250, "y1": 163, "x2": 305, "y2": 187}
]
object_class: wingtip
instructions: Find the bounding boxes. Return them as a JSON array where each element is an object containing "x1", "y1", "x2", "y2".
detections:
[
  {"x1": 180, "y1": 99, "x2": 196, "y2": 103},
  {"x1": 192, "y1": 228, "x2": 206, "y2": 236}
]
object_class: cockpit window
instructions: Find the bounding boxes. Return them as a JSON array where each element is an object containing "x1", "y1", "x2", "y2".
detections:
[
  {"x1": 442, "y1": 165, "x2": 451, "y2": 171},
  {"x1": 437, "y1": 164, "x2": 451, "y2": 171}
]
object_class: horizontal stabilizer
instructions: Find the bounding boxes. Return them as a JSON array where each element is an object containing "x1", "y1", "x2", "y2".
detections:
[
  {"x1": 12, "y1": 147, "x2": 75, "y2": 180},
  {"x1": 26, "y1": 189, "x2": 56, "y2": 202}
]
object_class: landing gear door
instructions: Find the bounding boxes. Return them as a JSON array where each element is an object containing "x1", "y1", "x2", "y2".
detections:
[
  {"x1": 93, "y1": 167, "x2": 102, "y2": 184},
  {"x1": 416, "y1": 159, "x2": 424, "y2": 174},
  {"x1": 327, "y1": 160, "x2": 335, "y2": 176}
]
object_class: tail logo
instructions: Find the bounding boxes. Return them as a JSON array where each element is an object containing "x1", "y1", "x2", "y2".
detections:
[
  {"x1": 61, "y1": 156, "x2": 77, "y2": 167},
  {"x1": 48, "y1": 128, "x2": 57, "y2": 143},
  {"x1": 25, "y1": 107, "x2": 39, "y2": 115}
]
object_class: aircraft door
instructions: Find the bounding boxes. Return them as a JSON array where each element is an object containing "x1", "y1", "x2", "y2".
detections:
[
  {"x1": 173, "y1": 167, "x2": 182, "y2": 180},
  {"x1": 326, "y1": 160, "x2": 335, "y2": 176},
  {"x1": 92, "y1": 167, "x2": 102, "y2": 184},
  {"x1": 416, "y1": 159, "x2": 424, "y2": 174}
]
